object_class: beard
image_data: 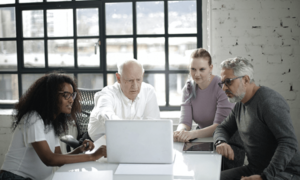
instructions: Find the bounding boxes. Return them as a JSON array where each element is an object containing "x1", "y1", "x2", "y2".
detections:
[{"x1": 227, "y1": 83, "x2": 246, "y2": 103}]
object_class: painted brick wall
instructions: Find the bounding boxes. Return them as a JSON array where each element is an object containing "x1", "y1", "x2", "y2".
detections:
[{"x1": 209, "y1": 0, "x2": 300, "y2": 149}]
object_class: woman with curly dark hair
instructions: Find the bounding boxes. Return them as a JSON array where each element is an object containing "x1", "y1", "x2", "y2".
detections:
[{"x1": 0, "y1": 72, "x2": 106, "y2": 180}]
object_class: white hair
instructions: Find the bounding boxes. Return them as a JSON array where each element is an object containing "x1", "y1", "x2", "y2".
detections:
[
  {"x1": 220, "y1": 57, "x2": 255, "y2": 83},
  {"x1": 117, "y1": 59, "x2": 145, "y2": 76}
]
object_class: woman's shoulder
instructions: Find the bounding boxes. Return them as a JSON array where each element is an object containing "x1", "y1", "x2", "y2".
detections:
[
  {"x1": 211, "y1": 75, "x2": 221, "y2": 85},
  {"x1": 210, "y1": 76, "x2": 227, "y2": 97},
  {"x1": 23, "y1": 111, "x2": 44, "y2": 127},
  {"x1": 206, "y1": 75, "x2": 221, "y2": 92},
  {"x1": 213, "y1": 75, "x2": 221, "y2": 81}
]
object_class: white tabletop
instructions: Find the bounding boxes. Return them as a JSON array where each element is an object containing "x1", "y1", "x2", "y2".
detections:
[{"x1": 54, "y1": 136, "x2": 221, "y2": 180}]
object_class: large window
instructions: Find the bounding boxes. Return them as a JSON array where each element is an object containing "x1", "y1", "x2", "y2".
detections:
[{"x1": 0, "y1": 0, "x2": 202, "y2": 110}]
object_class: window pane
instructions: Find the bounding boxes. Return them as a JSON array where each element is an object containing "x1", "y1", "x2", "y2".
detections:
[
  {"x1": 20, "y1": 0, "x2": 42, "y2": 3},
  {"x1": 169, "y1": 37, "x2": 197, "y2": 70},
  {"x1": 77, "y1": 8, "x2": 99, "y2": 36},
  {"x1": 168, "y1": 0, "x2": 196, "y2": 34},
  {"x1": 137, "y1": 37, "x2": 165, "y2": 70},
  {"x1": 22, "y1": 10, "x2": 44, "y2": 37},
  {"x1": 0, "y1": 41, "x2": 17, "y2": 71},
  {"x1": 48, "y1": 39, "x2": 74, "y2": 67},
  {"x1": 0, "y1": 0, "x2": 15, "y2": 4},
  {"x1": 106, "y1": 38, "x2": 133, "y2": 71},
  {"x1": 136, "y1": 1, "x2": 164, "y2": 34},
  {"x1": 144, "y1": 73, "x2": 165, "y2": 106},
  {"x1": 169, "y1": 73, "x2": 189, "y2": 106},
  {"x1": 23, "y1": 40, "x2": 45, "y2": 68},
  {"x1": 22, "y1": 74, "x2": 44, "y2": 94},
  {"x1": 0, "y1": 7, "x2": 16, "y2": 38},
  {"x1": 106, "y1": 3, "x2": 132, "y2": 35},
  {"x1": 47, "y1": 9, "x2": 73, "y2": 37},
  {"x1": 107, "y1": 73, "x2": 117, "y2": 86},
  {"x1": 0, "y1": 74, "x2": 18, "y2": 100},
  {"x1": 77, "y1": 39, "x2": 100, "y2": 67},
  {"x1": 78, "y1": 74, "x2": 103, "y2": 89}
]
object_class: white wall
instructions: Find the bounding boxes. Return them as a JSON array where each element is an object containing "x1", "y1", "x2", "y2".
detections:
[{"x1": 208, "y1": 0, "x2": 300, "y2": 149}]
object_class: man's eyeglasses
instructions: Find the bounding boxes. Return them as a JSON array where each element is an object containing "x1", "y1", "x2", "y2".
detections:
[
  {"x1": 58, "y1": 91, "x2": 77, "y2": 100},
  {"x1": 218, "y1": 76, "x2": 244, "y2": 88}
]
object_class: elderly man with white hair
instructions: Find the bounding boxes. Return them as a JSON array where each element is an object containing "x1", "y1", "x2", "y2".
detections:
[
  {"x1": 88, "y1": 59, "x2": 160, "y2": 141},
  {"x1": 214, "y1": 57, "x2": 300, "y2": 180}
]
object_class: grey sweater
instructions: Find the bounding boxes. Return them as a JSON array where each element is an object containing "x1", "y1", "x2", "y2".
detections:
[{"x1": 214, "y1": 86, "x2": 300, "y2": 179}]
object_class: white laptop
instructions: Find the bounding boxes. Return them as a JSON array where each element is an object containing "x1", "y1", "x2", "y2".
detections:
[{"x1": 105, "y1": 119, "x2": 174, "y2": 164}]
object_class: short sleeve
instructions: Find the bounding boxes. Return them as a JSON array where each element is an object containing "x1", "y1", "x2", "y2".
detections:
[{"x1": 26, "y1": 113, "x2": 47, "y2": 144}]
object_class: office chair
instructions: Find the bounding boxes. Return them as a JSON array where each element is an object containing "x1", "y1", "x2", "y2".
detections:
[{"x1": 60, "y1": 88, "x2": 101, "y2": 152}]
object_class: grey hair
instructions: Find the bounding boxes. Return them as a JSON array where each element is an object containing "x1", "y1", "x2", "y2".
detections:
[
  {"x1": 117, "y1": 59, "x2": 145, "y2": 76},
  {"x1": 220, "y1": 57, "x2": 255, "y2": 83}
]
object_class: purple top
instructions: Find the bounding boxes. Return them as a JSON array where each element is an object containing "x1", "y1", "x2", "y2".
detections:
[{"x1": 180, "y1": 76, "x2": 235, "y2": 129}]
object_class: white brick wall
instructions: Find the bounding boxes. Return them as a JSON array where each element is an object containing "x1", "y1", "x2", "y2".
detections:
[{"x1": 210, "y1": 0, "x2": 300, "y2": 149}]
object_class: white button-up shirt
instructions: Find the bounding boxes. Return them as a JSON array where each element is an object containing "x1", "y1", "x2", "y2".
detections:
[{"x1": 88, "y1": 82, "x2": 160, "y2": 141}]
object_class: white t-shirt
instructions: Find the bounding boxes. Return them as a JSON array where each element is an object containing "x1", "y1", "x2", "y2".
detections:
[
  {"x1": 1, "y1": 112, "x2": 60, "y2": 180},
  {"x1": 88, "y1": 82, "x2": 160, "y2": 141}
]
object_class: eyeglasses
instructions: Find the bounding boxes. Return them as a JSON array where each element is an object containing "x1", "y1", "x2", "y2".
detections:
[
  {"x1": 58, "y1": 91, "x2": 77, "y2": 100},
  {"x1": 218, "y1": 76, "x2": 244, "y2": 88}
]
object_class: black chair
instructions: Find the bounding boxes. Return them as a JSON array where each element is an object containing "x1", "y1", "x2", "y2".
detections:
[{"x1": 60, "y1": 88, "x2": 101, "y2": 152}]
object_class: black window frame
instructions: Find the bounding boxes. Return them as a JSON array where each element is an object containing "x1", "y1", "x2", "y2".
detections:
[{"x1": 0, "y1": 0, "x2": 202, "y2": 111}]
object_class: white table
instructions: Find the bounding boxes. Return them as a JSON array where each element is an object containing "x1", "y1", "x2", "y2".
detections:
[{"x1": 54, "y1": 137, "x2": 221, "y2": 180}]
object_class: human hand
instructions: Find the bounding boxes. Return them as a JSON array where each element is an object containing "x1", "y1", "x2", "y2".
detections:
[
  {"x1": 176, "y1": 130, "x2": 197, "y2": 142},
  {"x1": 215, "y1": 143, "x2": 234, "y2": 160},
  {"x1": 241, "y1": 175, "x2": 262, "y2": 180},
  {"x1": 173, "y1": 131, "x2": 181, "y2": 142},
  {"x1": 79, "y1": 139, "x2": 95, "y2": 152},
  {"x1": 91, "y1": 145, "x2": 107, "y2": 160}
]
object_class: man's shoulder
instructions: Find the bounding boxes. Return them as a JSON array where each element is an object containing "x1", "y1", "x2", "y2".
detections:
[
  {"x1": 257, "y1": 86, "x2": 285, "y2": 101},
  {"x1": 100, "y1": 82, "x2": 120, "y2": 93},
  {"x1": 94, "y1": 83, "x2": 120, "y2": 99},
  {"x1": 253, "y1": 86, "x2": 288, "y2": 108}
]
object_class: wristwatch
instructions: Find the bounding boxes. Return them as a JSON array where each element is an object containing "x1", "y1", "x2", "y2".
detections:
[{"x1": 215, "y1": 140, "x2": 226, "y2": 146}]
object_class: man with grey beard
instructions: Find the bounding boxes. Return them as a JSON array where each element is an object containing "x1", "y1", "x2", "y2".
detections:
[{"x1": 214, "y1": 57, "x2": 300, "y2": 180}]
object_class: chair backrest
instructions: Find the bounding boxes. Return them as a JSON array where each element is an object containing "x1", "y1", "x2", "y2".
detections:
[{"x1": 76, "y1": 88, "x2": 101, "y2": 139}]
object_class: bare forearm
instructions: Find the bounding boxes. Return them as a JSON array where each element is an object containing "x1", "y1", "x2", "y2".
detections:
[
  {"x1": 176, "y1": 123, "x2": 191, "y2": 131},
  {"x1": 67, "y1": 147, "x2": 83, "y2": 155},
  {"x1": 193, "y1": 124, "x2": 218, "y2": 138},
  {"x1": 47, "y1": 153, "x2": 94, "y2": 166}
]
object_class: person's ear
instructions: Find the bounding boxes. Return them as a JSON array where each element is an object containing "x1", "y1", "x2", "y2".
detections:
[
  {"x1": 210, "y1": 64, "x2": 213, "y2": 71},
  {"x1": 243, "y1": 75, "x2": 250, "y2": 85},
  {"x1": 115, "y1": 73, "x2": 121, "y2": 83}
]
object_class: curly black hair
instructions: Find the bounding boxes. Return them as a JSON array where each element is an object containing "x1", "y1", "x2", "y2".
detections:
[{"x1": 12, "y1": 72, "x2": 81, "y2": 136}]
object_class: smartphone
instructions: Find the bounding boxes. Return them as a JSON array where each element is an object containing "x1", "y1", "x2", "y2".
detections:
[{"x1": 182, "y1": 142, "x2": 214, "y2": 154}]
